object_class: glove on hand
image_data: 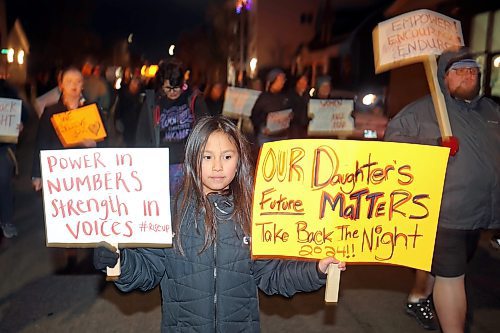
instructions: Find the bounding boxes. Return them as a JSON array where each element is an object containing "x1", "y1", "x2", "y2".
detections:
[
  {"x1": 438, "y1": 136, "x2": 459, "y2": 156},
  {"x1": 93, "y1": 246, "x2": 119, "y2": 271}
]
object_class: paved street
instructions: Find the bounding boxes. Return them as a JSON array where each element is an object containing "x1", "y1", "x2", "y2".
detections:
[{"x1": 1, "y1": 113, "x2": 499, "y2": 333}]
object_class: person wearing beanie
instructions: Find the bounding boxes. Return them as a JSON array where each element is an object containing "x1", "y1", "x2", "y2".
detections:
[
  {"x1": 265, "y1": 68, "x2": 285, "y2": 91},
  {"x1": 384, "y1": 47, "x2": 500, "y2": 332},
  {"x1": 250, "y1": 68, "x2": 291, "y2": 146},
  {"x1": 314, "y1": 75, "x2": 332, "y2": 99}
]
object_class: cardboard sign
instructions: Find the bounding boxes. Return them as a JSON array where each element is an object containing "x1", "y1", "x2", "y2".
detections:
[
  {"x1": 307, "y1": 99, "x2": 354, "y2": 136},
  {"x1": 223, "y1": 86, "x2": 261, "y2": 118},
  {"x1": 40, "y1": 148, "x2": 172, "y2": 247},
  {"x1": 252, "y1": 139, "x2": 449, "y2": 271},
  {"x1": 373, "y1": 9, "x2": 464, "y2": 74},
  {"x1": 50, "y1": 103, "x2": 107, "y2": 147},
  {"x1": 0, "y1": 98, "x2": 22, "y2": 143},
  {"x1": 266, "y1": 109, "x2": 292, "y2": 134}
]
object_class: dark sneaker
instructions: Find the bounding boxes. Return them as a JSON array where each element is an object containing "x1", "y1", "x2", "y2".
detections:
[
  {"x1": 406, "y1": 297, "x2": 439, "y2": 330},
  {"x1": 491, "y1": 235, "x2": 500, "y2": 250},
  {"x1": 1, "y1": 223, "x2": 18, "y2": 238}
]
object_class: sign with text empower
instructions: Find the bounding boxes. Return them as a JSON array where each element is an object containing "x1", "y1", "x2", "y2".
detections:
[
  {"x1": 40, "y1": 148, "x2": 172, "y2": 247},
  {"x1": 251, "y1": 139, "x2": 449, "y2": 271},
  {"x1": 373, "y1": 9, "x2": 464, "y2": 73}
]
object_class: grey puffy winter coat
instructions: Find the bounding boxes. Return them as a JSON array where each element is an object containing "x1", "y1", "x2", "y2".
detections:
[
  {"x1": 115, "y1": 193, "x2": 326, "y2": 332},
  {"x1": 384, "y1": 48, "x2": 500, "y2": 230}
]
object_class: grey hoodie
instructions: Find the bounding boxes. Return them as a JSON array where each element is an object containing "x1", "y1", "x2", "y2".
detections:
[{"x1": 384, "y1": 48, "x2": 500, "y2": 230}]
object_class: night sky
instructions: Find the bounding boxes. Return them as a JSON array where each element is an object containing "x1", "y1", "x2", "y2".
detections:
[{"x1": 5, "y1": 0, "x2": 220, "y2": 64}]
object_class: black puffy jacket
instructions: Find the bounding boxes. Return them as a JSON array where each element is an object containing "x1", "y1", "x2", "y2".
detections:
[{"x1": 115, "y1": 193, "x2": 326, "y2": 332}]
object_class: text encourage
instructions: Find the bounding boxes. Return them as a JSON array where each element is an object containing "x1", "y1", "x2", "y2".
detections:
[
  {"x1": 41, "y1": 148, "x2": 172, "y2": 247},
  {"x1": 252, "y1": 140, "x2": 448, "y2": 271}
]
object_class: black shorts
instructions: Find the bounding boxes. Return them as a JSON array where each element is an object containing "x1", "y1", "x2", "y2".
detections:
[{"x1": 431, "y1": 227, "x2": 481, "y2": 278}]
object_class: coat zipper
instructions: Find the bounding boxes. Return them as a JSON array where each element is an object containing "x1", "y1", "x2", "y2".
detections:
[{"x1": 213, "y1": 233, "x2": 218, "y2": 331}]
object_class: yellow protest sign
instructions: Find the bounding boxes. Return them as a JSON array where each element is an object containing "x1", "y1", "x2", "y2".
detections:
[
  {"x1": 252, "y1": 139, "x2": 449, "y2": 271},
  {"x1": 51, "y1": 103, "x2": 107, "y2": 147}
]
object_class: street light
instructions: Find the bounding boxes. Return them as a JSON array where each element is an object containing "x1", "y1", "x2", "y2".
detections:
[
  {"x1": 494, "y1": 55, "x2": 500, "y2": 68},
  {"x1": 168, "y1": 44, "x2": 175, "y2": 56},
  {"x1": 17, "y1": 50, "x2": 24, "y2": 65},
  {"x1": 7, "y1": 48, "x2": 14, "y2": 63},
  {"x1": 362, "y1": 93, "x2": 377, "y2": 106},
  {"x1": 235, "y1": 0, "x2": 252, "y2": 14},
  {"x1": 249, "y1": 57, "x2": 257, "y2": 78}
]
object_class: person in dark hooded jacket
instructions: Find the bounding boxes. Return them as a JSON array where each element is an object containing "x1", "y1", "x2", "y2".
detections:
[
  {"x1": 250, "y1": 68, "x2": 291, "y2": 146},
  {"x1": 94, "y1": 116, "x2": 345, "y2": 332},
  {"x1": 384, "y1": 47, "x2": 500, "y2": 332}
]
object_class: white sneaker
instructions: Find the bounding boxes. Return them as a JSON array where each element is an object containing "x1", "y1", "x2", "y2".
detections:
[{"x1": 491, "y1": 235, "x2": 500, "y2": 250}]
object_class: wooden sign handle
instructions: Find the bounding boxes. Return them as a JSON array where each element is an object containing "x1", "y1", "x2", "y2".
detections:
[
  {"x1": 324, "y1": 263, "x2": 341, "y2": 303},
  {"x1": 423, "y1": 55, "x2": 453, "y2": 138},
  {"x1": 105, "y1": 243, "x2": 121, "y2": 281},
  {"x1": 237, "y1": 116, "x2": 243, "y2": 130}
]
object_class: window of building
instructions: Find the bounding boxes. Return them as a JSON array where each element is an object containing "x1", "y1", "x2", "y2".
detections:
[{"x1": 470, "y1": 9, "x2": 500, "y2": 100}]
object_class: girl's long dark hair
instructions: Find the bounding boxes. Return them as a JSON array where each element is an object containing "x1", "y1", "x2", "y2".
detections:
[{"x1": 173, "y1": 116, "x2": 254, "y2": 255}]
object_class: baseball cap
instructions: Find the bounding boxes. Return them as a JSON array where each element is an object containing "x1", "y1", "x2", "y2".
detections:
[{"x1": 447, "y1": 59, "x2": 480, "y2": 72}]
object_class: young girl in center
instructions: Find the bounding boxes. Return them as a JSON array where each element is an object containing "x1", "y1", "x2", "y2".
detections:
[{"x1": 94, "y1": 116, "x2": 345, "y2": 332}]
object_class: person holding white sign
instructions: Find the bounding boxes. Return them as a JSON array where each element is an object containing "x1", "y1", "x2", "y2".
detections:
[
  {"x1": 250, "y1": 68, "x2": 292, "y2": 146},
  {"x1": 94, "y1": 116, "x2": 345, "y2": 332},
  {"x1": 0, "y1": 80, "x2": 29, "y2": 238},
  {"x1": 313, "y1": 75, "x2": 333, "y2": 99},
  {"x1": 384, "y1": 48, "x2": 500, "y2": 332}
]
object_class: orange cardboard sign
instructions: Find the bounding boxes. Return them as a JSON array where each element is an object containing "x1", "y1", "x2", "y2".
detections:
[{"x1": 51, "y1": 104, "x2": 107, "y2": 147}]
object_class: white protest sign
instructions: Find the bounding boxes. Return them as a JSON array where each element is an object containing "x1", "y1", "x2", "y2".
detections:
[
  {"x1": 40, "y1": 148, "x2": 172, "y2": 247},
  {"x1": 0, "y1": 98, "x2": 22, "y2": 143},
  {"x1": 307, "y1": 99, "x2": 354, "y2": 136},
  {"x1": 373, "y1": 9, "x2": 464, "y2": 74},
  {"x1": 266, "y1": 109, "x2": 292, "y2": 134},
  {"x1": 223, "y1": 86, "x2": 261, "y2": 118}
]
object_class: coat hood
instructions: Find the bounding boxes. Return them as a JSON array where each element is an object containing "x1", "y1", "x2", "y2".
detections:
[{"x1": 437, "y1": 47, "x2": 481, "y2": 105}]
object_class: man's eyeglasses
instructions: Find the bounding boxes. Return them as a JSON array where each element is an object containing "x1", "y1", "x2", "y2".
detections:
[
  {"x1": 452, "y1": 67, "x2": 479, "y2": 76},
  {"x1": 163, "y1": 85, "x2": 181, "y2": 92}
]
